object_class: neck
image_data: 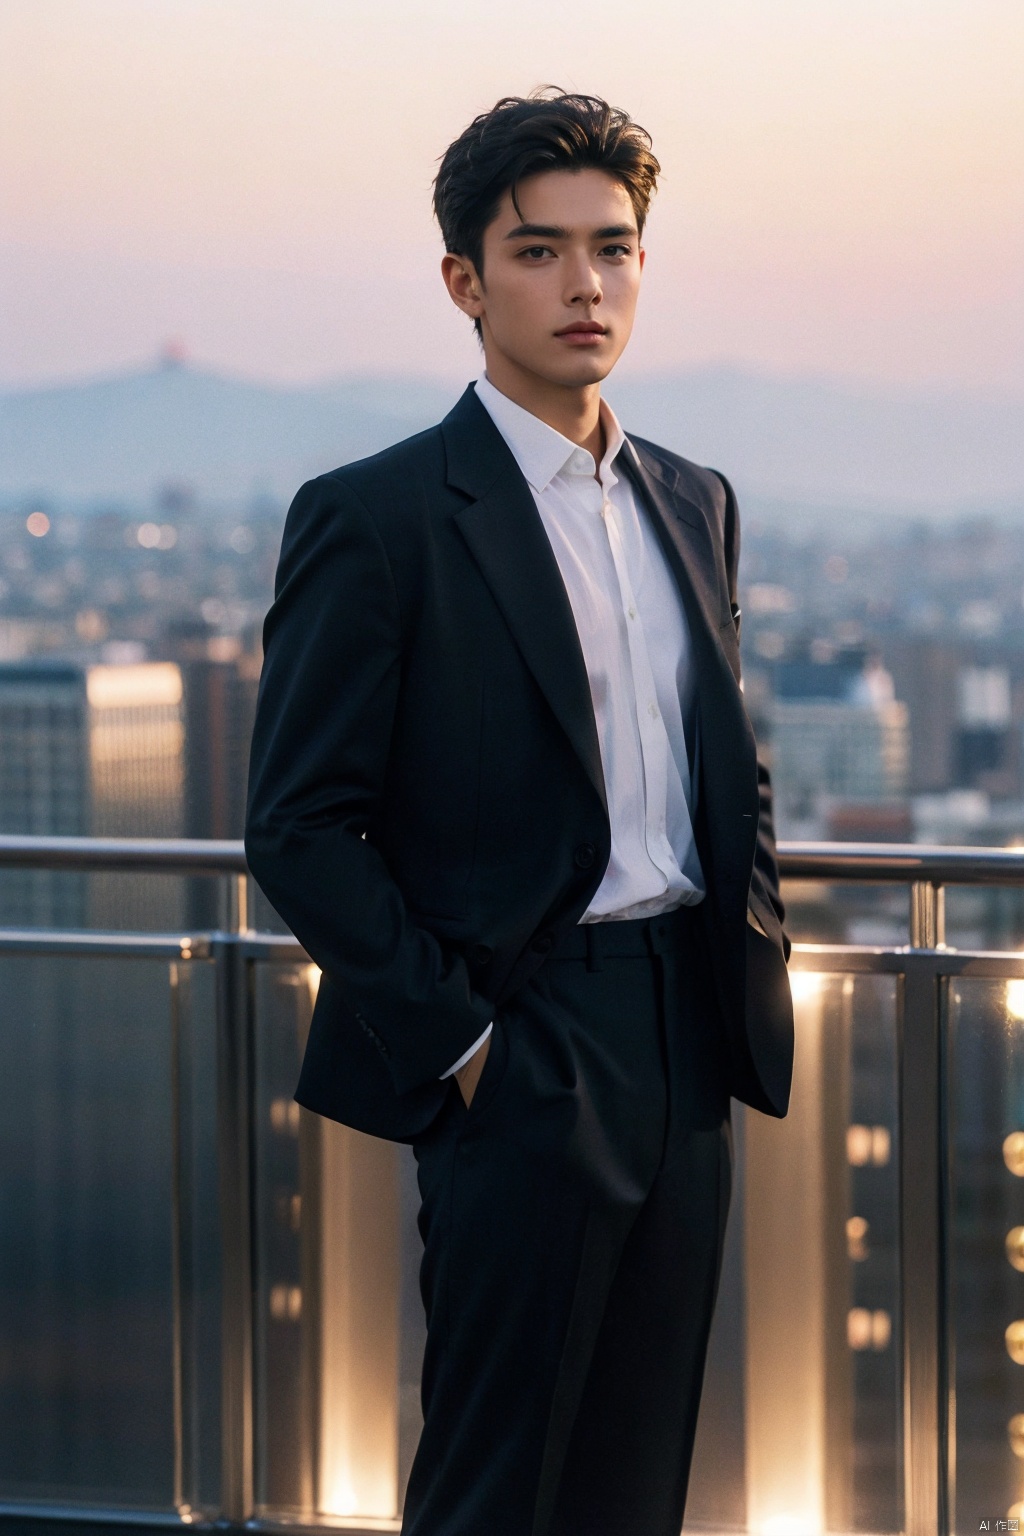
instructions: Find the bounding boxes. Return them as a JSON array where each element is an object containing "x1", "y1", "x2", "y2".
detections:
[{"x1": 483, "y1": 356, "x2": 605, "y2": 463}]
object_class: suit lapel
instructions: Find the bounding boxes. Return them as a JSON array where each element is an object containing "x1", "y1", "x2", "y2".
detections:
[
  {"x1": 619, "y1": 440, "x2": 760, "y2": 898},
  {"x1": 618, "y1": 440, "x2": 725, "y2": 646},
  {"x1": 443, "y1": 389, "x2": 607, "y2": 814}
]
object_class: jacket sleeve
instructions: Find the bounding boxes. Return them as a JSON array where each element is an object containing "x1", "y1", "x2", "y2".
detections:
[
  {"x1": 715, "y1": 469, "x2": 790, "y2": 959},
  {"x1": 245, "y1": 473, "x2": 493, "y2": 1094}
]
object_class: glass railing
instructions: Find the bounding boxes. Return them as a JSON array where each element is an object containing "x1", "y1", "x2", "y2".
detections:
[{"x1": 2, "y1": 835, "x2": 1024, "y2": 1536}]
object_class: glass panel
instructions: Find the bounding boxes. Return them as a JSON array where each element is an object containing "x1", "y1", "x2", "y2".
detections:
[
  {"x1": 776, "y1": 882, "x2": 1024, "y2": 952},
  {"x1": 948, "y1": 976, "x2": 1024, "y2": 1528},
  {"x1": 170, "y1": 957, "x2": 223, "y2": 1519},
  {"x1": 944, "y1": 888, "x2": 1024, "y2": 954},
  {"x1": 251, "y1": 959, "x2": 421, "y2": 1529},
  {"x1": 253, "y1": 958, "x2": 902, "y2": 1533},
  {"x1": 737, "y1": 972, "x2": 901, "y2": 1533},
  {"x1": 781, "y1": 878, "x2": 909, "y2": 947},
  {"x1": 0, "y1": 952, "x2": 220, "y2": 1513}
]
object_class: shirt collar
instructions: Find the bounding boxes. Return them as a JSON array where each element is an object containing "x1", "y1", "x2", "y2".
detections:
[{"x1": 475, "y1": 373, "x2": 629, "y2": 494}]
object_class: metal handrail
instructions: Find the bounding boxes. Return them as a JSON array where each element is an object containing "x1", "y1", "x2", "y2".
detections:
[
  {"x1": 0, "y1": 833, "x2": 248, "y2": 873},
  {"x1": 779, "y1": 840, "x2": 1024, "y2": 884},
  {"x1": 3, "y1": 834, "x2": 1024, "y2": 886}
]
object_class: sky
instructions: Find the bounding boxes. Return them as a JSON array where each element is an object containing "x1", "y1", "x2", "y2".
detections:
[{"x1": 1, "y1": 0, "x2": 1022, "y2": 391}]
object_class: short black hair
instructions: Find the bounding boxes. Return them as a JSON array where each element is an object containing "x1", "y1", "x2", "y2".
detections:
[{"x1": 434, "y1": 88, "x2": 660, "y2": 337}]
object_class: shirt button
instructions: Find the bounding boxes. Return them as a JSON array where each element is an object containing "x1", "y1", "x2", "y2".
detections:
[
  {"x1": 628, "y1": 605, "x2": 636, "y2": 619},
  {"x1": 649, "y1": 702, "x2": 659, "y2": 718},
  {"x1": 573, "y1": 841, "x2": 597, "y2": 870}
]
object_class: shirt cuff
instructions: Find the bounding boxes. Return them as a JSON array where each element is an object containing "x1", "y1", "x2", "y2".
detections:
[{"x1": 440, "y1": 1023, "x2": 493, "y2": 1080}]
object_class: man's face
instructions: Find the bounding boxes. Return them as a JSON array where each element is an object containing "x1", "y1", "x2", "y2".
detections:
[{"x1": 457, "y1": 167, "x2": 644, "y2": 390}]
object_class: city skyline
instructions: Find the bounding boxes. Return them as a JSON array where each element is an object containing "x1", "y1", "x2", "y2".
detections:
[{"x1": 2, "y1": 0, "x2": 1022, "y2": 390}]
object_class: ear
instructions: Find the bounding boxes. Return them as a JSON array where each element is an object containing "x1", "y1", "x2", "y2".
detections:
[{"x1": 441, "y1": 252, "x2": 484, "y2": 321}]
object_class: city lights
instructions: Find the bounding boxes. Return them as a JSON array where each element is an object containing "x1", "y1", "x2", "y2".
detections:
[
  {"x1": 135, "y1": 522, "x2": 178, "y2": 550},
  {"x1": 25, "y1": 512, "x2": 50, "y2": 537}
]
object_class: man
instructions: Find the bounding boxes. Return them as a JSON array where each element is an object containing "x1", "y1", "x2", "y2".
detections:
[{"x1": 246, "y1": 89, "x2": 793, "y2": 1536}]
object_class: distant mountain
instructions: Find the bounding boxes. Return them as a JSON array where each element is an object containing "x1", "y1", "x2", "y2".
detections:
[{"x1": 1, "y1": 360, "x2": 1021, "y2": 519}]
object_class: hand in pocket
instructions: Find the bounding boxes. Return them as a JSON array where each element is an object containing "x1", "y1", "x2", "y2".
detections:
[{"x1": 455, "y1": 1032, "x2": 492, "y2": 1108}]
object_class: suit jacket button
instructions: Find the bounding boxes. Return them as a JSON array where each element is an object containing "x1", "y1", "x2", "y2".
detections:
[
  {"x1": 573, "y1": 841, "x2": 596, "y2": 870},
  {"x1": 532, "y1": 932, "x2": 555, "y2": 954},
  {"x1": 470, "y1": 943, "x2": 493, "y2": 967}
]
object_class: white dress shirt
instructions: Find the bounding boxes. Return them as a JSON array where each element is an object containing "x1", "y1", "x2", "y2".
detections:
[{"x1": 441, "y1": 376, "x2": 705, "y2": 1080}]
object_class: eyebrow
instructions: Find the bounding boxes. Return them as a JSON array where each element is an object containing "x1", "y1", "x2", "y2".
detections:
[{"x1": 503, "y1": 222, "x2": 638, "y2": 241}]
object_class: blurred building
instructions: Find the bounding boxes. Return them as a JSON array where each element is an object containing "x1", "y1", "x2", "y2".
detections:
[
  {"x1": 163, "y1": 623, "x2": 262, "y2": 927},
  {"x1": 770, "y1": 651, "x2": 909, "y2": 836},
  {"x1": 163, "y1": 624, "x2": 260, "y2": 841},
  {"x1": 0, "y1": 660, "x2": 184, "y2": 926},
  {"x1": 882, "y1": 637, "x2": 960, "y2": 794},
  {"x1": 954, "y1": 665, "x2": 1018, "y2": 796}
]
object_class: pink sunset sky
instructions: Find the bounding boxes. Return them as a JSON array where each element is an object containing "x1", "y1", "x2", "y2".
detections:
[{"x1": 1, "y1": 0, "x2": 1021, "y2": 392}]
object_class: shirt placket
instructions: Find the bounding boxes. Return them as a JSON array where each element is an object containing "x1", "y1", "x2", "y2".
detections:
[{"x1": 598, "y1": 485, "x2": 677, "y2": 881}]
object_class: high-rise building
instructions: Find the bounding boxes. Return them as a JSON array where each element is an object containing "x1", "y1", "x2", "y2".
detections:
[
  {"x1": 0, "y1": 661, "x2": 185, "y2": 926},
  {"x1": 770, "y1": 651, "x2": 909, "y2": 835},
  {"x1": 161, "y1": 623, "x2": 262, "y2": 928}
]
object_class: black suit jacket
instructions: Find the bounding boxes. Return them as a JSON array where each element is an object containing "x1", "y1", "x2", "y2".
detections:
[{"x1": 245, "y1": 385, "x2": 794, "y2": 1142}]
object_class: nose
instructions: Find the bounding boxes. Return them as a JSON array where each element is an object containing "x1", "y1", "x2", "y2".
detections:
[{"x1": 564, "y1": 251, "x2": 602, "y2": 308}]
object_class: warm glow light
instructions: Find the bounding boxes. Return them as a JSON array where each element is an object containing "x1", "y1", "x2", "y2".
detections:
[
  {"x1": 1005, "y1": 1133, "x2": 1024, "y2": 1177},
  {"x1": 1007, "y1": 980, "x2": 1024, "y2": 1021},
  {"x1": 789, "y1": 972, "x2": 824, "y2": 1004},
  {"x1": 758, "y1": 1516, "x2": 823, "y2": 1536},
  {"x1": 1005, "y1": 1320, "x2": 1024, "y2": 1364},
  {"x1": 1008, "y1": 1413, "x2": 1024, "y2": 1458},
  {"x1": 269, "y1": 1097, "x2": 301, "y2": 1136},
  {"x1": 305, "y1": 963, "x2": 322, "y2": 1007},
  {"x1": 85, "y1": 661, "x2": 182, "y2": 707},
  {"x1": 848, "y1": 1307, "x2": 891, "y2": 1351},
  {"x1": 323, "y1": 1468, "x2": 360, "y2": 1517},
  {"x1": 25, "y1": 511, "x2": 50, "y2": 537},
  {"x1": 1006, "y1": 1227, "x2": 1024, "y2": 1272},
  {"x1": 847, "y1": 1123, "x2": 891, "y2": 1167},
  {"x1": 846, "y1": 1216, "x2": 869, "y2": 1261},
  {"x1": 268, "y1": 1283, "x2": 302, "y2": 1321}
]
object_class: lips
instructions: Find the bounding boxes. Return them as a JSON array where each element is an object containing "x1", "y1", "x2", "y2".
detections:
[{"x1": 555, "y1": 322, "x2": 606, "y2": 336}]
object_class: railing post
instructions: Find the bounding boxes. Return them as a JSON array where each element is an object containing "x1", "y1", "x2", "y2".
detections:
[
  {"x1": 226, "y1": 871, "x2": 250, "y2": 936},
  {"x1": 909, "y1": 880, "x2": 945, "y2": 950},
  {"x1": 215, "y1": 929, "x2": 254, "y2": 1523},
  {"x1": 899, "y1": 952, "x2": 950, "y2": 1535}
]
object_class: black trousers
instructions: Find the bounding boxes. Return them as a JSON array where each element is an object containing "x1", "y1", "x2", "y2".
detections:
[{"x1": 404, "y1": 905, "x2": 733, "y2": 1536}]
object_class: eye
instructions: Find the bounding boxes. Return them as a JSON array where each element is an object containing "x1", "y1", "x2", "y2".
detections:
[
  {"x1": 518, "y1": 245, "x2": 554, "y2": 260},
  {"x1": 600, "y1": 244, "x2": 632, "y2": 259}
]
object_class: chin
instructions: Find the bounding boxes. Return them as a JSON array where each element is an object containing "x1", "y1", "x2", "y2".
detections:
[{"x1": 547, "y1": 353, "x2": 615, "y2": 388}]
